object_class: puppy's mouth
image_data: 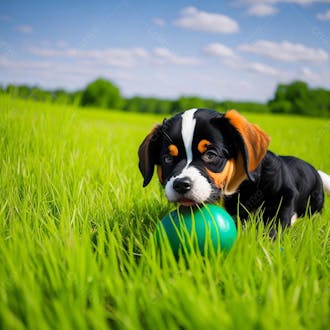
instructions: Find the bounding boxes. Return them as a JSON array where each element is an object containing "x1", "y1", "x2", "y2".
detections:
[
  {"x1": 178, "y1": 198, "x2": 198, "y2": 207},
  {"x1": 177, "y1": 192, "x2": 221, "y2": 206},
  {"x1": 165, "y1": 167, "x2": 221, "y2": 207}
]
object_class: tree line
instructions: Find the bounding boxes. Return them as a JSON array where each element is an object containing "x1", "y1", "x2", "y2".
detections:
[{"x1": 1, "y1": 78, "x2": 329, "y2": 117}]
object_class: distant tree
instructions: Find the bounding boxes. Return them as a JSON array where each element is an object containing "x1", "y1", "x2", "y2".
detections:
[
  {"x1": 123, "y1": 97, "x2": 140, "y2": 112},
  {"x1": 140, "y1": 98, "x2": 158, "y2": 113},
  {"x1": 17, "y1": 85, "x2": 31, "y2": 99},
  {"x1": 307, "y1": 88, "x2": 330, "y2": 117},
  {"x1": 268, "y1": 100, "x2": 292, "y2": 114},
  {"x1": 72, "y1": 91, "x2": 83, "y2": 106},
  {"x1": 285, "y1": 81, "x2": 309, "y2": 114},
  {"x1": 273, "y1": 84, "x2": 287, "y2": 102},
  {"x1": 53, "y1": 89, "x2": 72, "y2": 105},
  {"x1": 6, "y1": 84, "x2": 19, "y2": 97},
  {"x1": 2, "y1": 79, "x2": 328, "y2": 117},
  {"x1": 269, "y1": 81, "x2": 330, "y2": 117},
  {"x1": 29, "y1": 87, "x2": 52, "y2": 102},
  {"x1": 80, "y1": 78, "x2": 123, "y2": 109},
  {"x1": 220, "y1": 101, "x2": 269, "y2": 113},
  {"x1": 171, "y1": 96, "x2": 207, "y2": 113},
  {"x1": 155, "y1": 99, "x2": 173, "y2": 114},
  {"x1": 124, "y1": 97, "x2": 174, "y2": 114}
]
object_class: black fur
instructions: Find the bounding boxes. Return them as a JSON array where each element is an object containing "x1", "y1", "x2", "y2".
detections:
[{"x1": 224, "y1": 151, "x2": 324, "y2": 229}]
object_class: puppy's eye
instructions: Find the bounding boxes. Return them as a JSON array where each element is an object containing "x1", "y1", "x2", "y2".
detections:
[
  {"x1": 202, "y1": 150, "x2": 219, "y2": 163},
  {"x1": 163, "y1": 155, "x2": 174, "y2": 165}
]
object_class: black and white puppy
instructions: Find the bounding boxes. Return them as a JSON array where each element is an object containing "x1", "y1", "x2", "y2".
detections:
[{"x1": 138, "y1": 108, "x2": 330, "y2": 230}]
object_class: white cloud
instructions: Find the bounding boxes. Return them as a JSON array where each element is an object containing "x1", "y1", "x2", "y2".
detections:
[
  {"x1": 28, "y1": 46, "x2": 150, "y2": 68},
  {"x1": 2, "y1": 51, "x2": 330, "y2": 102},
  {"x1": 55, "y1": 40, "x2": 69, "y2": 48},
  {"x1": 0, "y1": 53, "x2": 140, "y2": 91},
  {"x1": 239, "y1": 0, "x2": 330, "y2": 17},
  {"x1": 174, "y1": 6, "x2": 239, "y2": 34},
  {"x1": 238, "y1": 40, "x2": 329, "y2": 62},
  {"x1": 203, "y1": 43, "x2": 283, "y2": 78},
  {"x1": 27, "y1": 45, "x2": 199, "y2": 68},
  {"x1": 246, "y1": 4, "x2": 278, "y2": 16},
  {"x1": 239, "y1": 0, "x2": 330, "y2": 5},
  {"x1": 223, "y1": 56, "x2": 282, "y2": 77},
  {"x1": 300, "y1": 66, "x2": 321, "y2": 82},
  {"x1": 16, "y1": 25, "x2": 33, "y2": 34},
  {"x1": 204, "y1": 43, "x2": 236, "y2": 58},
  {"x1": 283, "y1": 0, "x2": 330, "y2": 4},
  {"x1": 246, "y1": 62, "x2": 280, "y2": 76},
  {"x1": 317, "y1": 9, "x2": 330, "y2": 20},
  {"x1": 152, "y1": 18, "x2": 166, "y2": 26},
  {"x1": 152, "y1": 48, "x2": 200, "y2": 65}
]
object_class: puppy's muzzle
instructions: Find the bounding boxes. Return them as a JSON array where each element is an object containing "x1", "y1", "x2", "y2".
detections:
[{"x1": 173, "y1": 177, "x2": 192, "y2": 194}]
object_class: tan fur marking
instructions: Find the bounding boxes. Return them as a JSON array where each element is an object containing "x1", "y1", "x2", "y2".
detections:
[
  {"x1": 225, "y1": 152, "x2": 247, "y2": 194},
  {"x1": 206, "y1": 161, "x2": 232, "y2": 190},
  {"x1": 157, "y1": 165, "x2": 163, "y2": 184},
  {"x1": 168, "y1": 144, "x2": 179, "y2": 157},
  {"x1": 206, "y1": 153, "x2": 248, "y2": 195},
  {"x1": 198, "y1": 139, "x2": 211, "y2": 154},
  {"x1": 225, "y1": 110, "x2": 270, "y2": 172}
]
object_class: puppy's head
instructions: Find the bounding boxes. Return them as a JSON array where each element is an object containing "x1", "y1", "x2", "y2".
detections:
[{"x1": 138, "y1": 109, "x2": 270, "y2": 206}]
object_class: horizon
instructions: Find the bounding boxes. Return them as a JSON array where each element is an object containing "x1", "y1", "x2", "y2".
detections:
[
  {"x1": 3, "y1": 77, "x2": 327, "y2": 105},
  {"x1": 1, "y1": 0, "x2": 330, "y2": 102}
]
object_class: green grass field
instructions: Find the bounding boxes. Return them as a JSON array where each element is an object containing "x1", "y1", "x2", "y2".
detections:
[{"x1": 0, "y1": 95, "x2": 329, "y2": 330}]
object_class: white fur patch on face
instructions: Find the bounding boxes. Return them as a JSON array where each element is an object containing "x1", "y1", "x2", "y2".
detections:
[
  {"x1": 165, "y1": 166, "x2": 212, "y2": 204},
  {"x1": 181, "y1": 109, "x2": 197, "y2": 167}
]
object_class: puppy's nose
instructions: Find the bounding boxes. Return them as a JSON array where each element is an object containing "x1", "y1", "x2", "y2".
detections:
[{"x1": 173, "y1": 177, "x2": 192, "y2": 194}]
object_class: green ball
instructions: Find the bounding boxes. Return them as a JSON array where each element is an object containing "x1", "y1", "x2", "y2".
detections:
[{"x1": 155, "y1": 204, "x2": 237, "y2": 257}]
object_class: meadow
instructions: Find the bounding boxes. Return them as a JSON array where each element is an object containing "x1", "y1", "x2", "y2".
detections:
[{"x1": 0, "y1": 95, "x2": 329, "y2": 330}]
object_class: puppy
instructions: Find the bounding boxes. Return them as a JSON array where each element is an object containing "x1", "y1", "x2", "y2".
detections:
[{"x1": 138, "y1": 108, "x2": 329, "y2": 231}]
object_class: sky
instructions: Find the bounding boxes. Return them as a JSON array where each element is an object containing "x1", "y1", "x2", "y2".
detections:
[{"x1": 0, "y1": 0, "x2": 330, "y2": 101}]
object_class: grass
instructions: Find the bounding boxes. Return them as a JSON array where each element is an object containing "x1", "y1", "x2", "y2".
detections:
[{"x1": 0, "y1": 95, "x2": 329, "y2": 330}]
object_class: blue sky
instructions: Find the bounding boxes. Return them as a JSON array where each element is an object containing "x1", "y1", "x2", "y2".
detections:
[{"x1": 1, "y1": 0, "x2": 330, "y2": 101}]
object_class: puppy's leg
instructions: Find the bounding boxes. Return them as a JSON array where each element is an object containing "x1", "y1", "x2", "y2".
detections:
[
  {"x1": 264, "y1": 188, "x2": 298, "y2": 237},
  {"x1": 278, "y1": 204, "x2": 297, "y2": 229},
  {"x1": 266, "y1": 206, "x2": 295, "y2": 239}
]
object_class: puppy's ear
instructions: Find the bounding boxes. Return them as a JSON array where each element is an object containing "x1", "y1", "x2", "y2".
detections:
[
  {"x1": 138, "y1": 124, "x2": 162, "y2": 187},
  {"x1": 212, "y1": 110, "x2": 270, "y2": 181}
]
